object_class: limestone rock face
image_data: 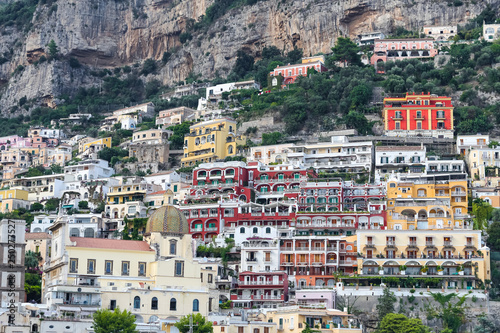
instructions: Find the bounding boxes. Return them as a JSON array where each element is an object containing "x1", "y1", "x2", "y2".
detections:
[{"x1": 0, "y1": 0, "x2": 496, "y2": 115}]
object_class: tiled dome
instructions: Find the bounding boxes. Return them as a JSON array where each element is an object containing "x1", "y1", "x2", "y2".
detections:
[{"x1": 145, "y1": 205, "x2": 188, "y2": 235}]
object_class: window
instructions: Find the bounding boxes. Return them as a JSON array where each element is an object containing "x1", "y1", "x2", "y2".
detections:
[
  {"x1": 139, "y1": 262, "x2": 146, "y2": 276},
  {"x1": 170, "y1": 240, "x2": 177, "y2": 255},
  {"x1": 87, "y1": 259, "x2": 96, "y2": 274},
  {"x1": 240, "y1": 227, "x2": 245, "y2": 233},
  {"x1": 238, "y1": 328, "x2": 244, "y2": 333},
  {"x1": 193, "y1": 299, "x2": 199, "y2": 312},
  {"x1": 175, "y1": 261, "x2": 184, "y2": 276},
  {"x1": 134, "y1": 296, "x2": 140, "y2": 309},
  {"x1": 105, "y1": 260, "x2": 113, "y2": 275},
  {"x1": 208, "y1": 274, "x2": 213, "y2": 283},
  {"x1": 416, "y1": 111, "x2": 422, "y2": 118},
  {"x1": 265, "y1": 227, "x2": 271, "y2": 234},
  {"x1": 151, "y1": 297, "x2": 158, "y2": 310},
  {"x1": 170, "y1": 298, "x2": 177, "y2": 311},
  {"x1": 110, "y1": 300, "x2": 116, "y2": 310},
  {"x1": 253, "y1": 227, "x2": 258, "y2": 233},
  {"x1": 395, "y1": 122, "x2": 400, "y2": 130},
  {"x1": 69, "y1": 258, "x2": 78, "y2": 273},
  {"x1": 122, "y1": 261, "x2": 130, "y2": 275}
]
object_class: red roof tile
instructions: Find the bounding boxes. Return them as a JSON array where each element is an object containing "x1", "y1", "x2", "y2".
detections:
[
  {"x1": 148, "y1": 190, "x2": 166, "y2": 196},
  {"x1": 25, "y1": 232, "x2": 52, "y2": 240},
  {"x1": 69, "y1": 237, "x2": 154, "y2": 251}
]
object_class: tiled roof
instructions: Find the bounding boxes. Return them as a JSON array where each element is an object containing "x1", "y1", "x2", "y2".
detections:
[
  {"x1": 25, "y1": 232, "x2": 52, "y2": 240},
  {"x1": 148, "y1": 190, "x2": 166, "y2": 196},
  {"x1": 376, "y1": 146, "x2": 424, "y2": 151},
  {"x1": 69, "y1": 237, "x2": 154, "y2": 251}
]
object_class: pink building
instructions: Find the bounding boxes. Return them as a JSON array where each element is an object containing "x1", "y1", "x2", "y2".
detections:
[
  {"x1": 0, "y1": 135, "x2": 31, "y2": 150},
  {"x1": 269, "y1": 60, "x2": 328, "y2": 87},
  {"x1": 371, "y1": 39, "x2": 438, "y2": 66}
]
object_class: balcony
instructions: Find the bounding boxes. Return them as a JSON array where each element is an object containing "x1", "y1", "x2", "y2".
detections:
[
  {"x1": 246, "y1": 258, "x2": 257, "y2": 262},
  {"x1": 238, "y1": 280, "x2": 284, "y2": 286},
  {"x1": 280, "y1": 247, "x2": 293, "y2": 251},
  {"x1": 408, "y1": 241, "x2": 418, "y2": 247},
  {"x1": 386, "y1": 241, "x2": 396, "y2": 246},
  {"x1": 296, "y1": 247, "x2": 310, "y2": 251},
  {"x1": 209, "y1": 173, "x2": 222, "y2": 179},
  {"x1": 444, "y1": 241, "x2": 453, "y2": 247},
  {"x1": 451, "y1": 191, "x2": 466, "y2": 196},
  {"x1": 327, "y1": 246, "x2": 338, "y2": 251},
  {"x1": 425, "y1": 241, "x2": 434, "y2": 246},
  {"x1": 206, "y1": 227, "x2": 218, "y2": 231},
  {"x1": 281, "y1": 262, "x2": 294, "y2": 266},
  {"x1": 311, "y1": 247, "x2": 326, "y2": 251}
]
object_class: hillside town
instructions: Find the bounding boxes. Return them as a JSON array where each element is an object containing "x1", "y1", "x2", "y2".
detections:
[{"x1": 2, "y1": 11, "x2": 500, "y2": 333}]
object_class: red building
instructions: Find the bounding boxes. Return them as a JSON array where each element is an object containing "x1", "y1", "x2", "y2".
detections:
[
  {"x1": 371, "y1": 39, "x2": 438, "y2": 67},
  {"x1": 383, "y1": 92, "x2": 454, "y2": 139},
  {"x1": 269, "y1": 57, "x2": 328, "y2": 87},
  {"x1": 231, "y1": 271, "x2": 288, "y2": 309}
]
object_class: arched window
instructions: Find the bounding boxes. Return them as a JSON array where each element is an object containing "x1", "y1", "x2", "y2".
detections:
[
  {"x1": 170, "y1": 298, "x2": 177, "y2": 311},
  {"x1": 134, "y1": 296, "x2": 140, "y2": 309},
  {"x1": 170, "y1": 240, "x2": 177, "y2": 255},
  {"x1": 253, "y1": 227, "x2": 258, "y2": 234},
  {"x1": 151, "y1": 297, "x2": 158, "y2": 310},
  {"x1": 240, "y1": 227, "x2": 245, "y2": 233},
  {"x1": 193, "y1": 299, "x2": 199, "y2": 312},
  {"x1": 265, "y1": 227, "x2": 271, "y2": 234},
  {"x1": 228, "y1": 145, "x2": 234, "y2": 154}
]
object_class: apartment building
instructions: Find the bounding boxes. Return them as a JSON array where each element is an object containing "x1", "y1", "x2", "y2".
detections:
[
  {"x1": 423, "y1": 25, "x2": 457, "y2": 40},
  {"x1": 132, "y1": 128, "x2": 173, "y2": 144},
  {"x1": 105, "y1": 178, "x2": 162, "y2": 219},
  {"x1": 231, "y1": 271, "x2": 288, "y2": 309},
  {"x1": 456, "y1": 134, "x2": 489, "y2": 155},
  {"x1": 383, "y1": 92, "x2": 454, "y2": 138},
  {"x1": 79, "y1": 137, "x2": 112, "y2": 154},
  {"x1": 198, "y1": 81, "x2": 260, "y2": 110},
  {"x1": 356, "y1": 31, "x2": 385, "y2": 45},
  {"x1": 181, "y1": 118, "x2": 245, "y2": 167},
  {"x1": 371, "y1": 38, "x2": 437, "y2": 65},
  {"x1": 375, "y1": 145, "x2": 426, "y2": 175},
  {"x1": 287, "y1": 136, "x2": 373, "y2": 174},
  {"x1": 357, "y1": 229, "x2": 490, "y2": 287},
  {"x1": 484, "y1": 23, "x2": 500, "y2": 41},
  {"x1": 28, "y1": 127, "x2": 66, "y2": 139},
  {"x1": 0, "y1": 188, "x2": 30, "y2": 213},
  {"x1": 3, "y1": 173, "x2": 65, "y2": 202},
  {"x1": 467, "y1": 147, "x2": 500, "y2": 183},
  {"x1": 43, "y1": 207, "x2": 218, "y2": 321},
  {"x1": 386, "y1": 172, "x2": 469, "y2": 230},
  {"x1": 249, "y1": 143, "x2": 294, "y2": 165},
  {"x1": 425, "y1": 156, "x2": 465, "y2": 174},
  {"x1": 269, "y1": 56, "x2": 327, "y2": 87},
  {"x1": 156, "y1": 106, "x2": 196, "y2": 128},
  {"x1": 240, "y1": 236, "x2": 280, "y2": 272}
]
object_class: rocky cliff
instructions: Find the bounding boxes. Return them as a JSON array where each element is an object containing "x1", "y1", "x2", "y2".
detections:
[{"x1": 0, "y1": 0, "x2": 497, "y2": 115}]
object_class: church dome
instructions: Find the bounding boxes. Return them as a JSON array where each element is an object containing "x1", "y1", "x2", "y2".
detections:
[{"x1": 145, "y1": 205, "x2": 189, "y2": 235}]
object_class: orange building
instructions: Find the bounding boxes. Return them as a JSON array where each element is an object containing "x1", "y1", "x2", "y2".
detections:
[{"x1": 383, "y1": 92, "x2": 454, "y2": 139}]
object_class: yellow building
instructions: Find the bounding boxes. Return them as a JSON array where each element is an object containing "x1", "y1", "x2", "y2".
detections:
[
  {"x1": 0, "y1": 188, "x2": 30, "y2": 213},
  {"x1": 181, "y1": 118, "x2": 245, "y2": 167},
  {"x1": 357, "y1": 229, "x2": 490, "y2": 286},
  {"x1": 79, "y1": 137, "x2": 112, "y2": 154},
  {"x1": 262, "y1": 306, "x2": 359, "y2": 333},
  {"x1": 105, "y1": 180, "x2": 162, "y2": 219},
  {"x1": 386, "y1": 173, "x2": 469, "y2": 230},
  {"x1": 43, "y1": 202, "x2": 219, "y2": 323},
  {"x1": 466, "y1": 147, "x2": 500, "y2": 187}
]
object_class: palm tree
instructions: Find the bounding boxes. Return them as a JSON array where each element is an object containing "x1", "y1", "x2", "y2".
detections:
[{"x1": 25, "y1": 250, "x2": 41, "y2": 272}]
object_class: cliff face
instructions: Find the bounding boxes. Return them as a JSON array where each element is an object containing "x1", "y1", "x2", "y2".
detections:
[{"x1": 0, "y1": 0, "x2": 497, "y2": 115}]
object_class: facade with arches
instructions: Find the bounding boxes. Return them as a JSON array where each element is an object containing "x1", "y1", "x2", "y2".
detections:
[
  {"x1": 370, "y1": 38, "x2": 437, "y2": 65},
  {"x1": 357, "y1": 229, "x2": 490, "y2": 287},
  {"x1": 483, "y1": 23, "x2": 500, "y2": 41}
]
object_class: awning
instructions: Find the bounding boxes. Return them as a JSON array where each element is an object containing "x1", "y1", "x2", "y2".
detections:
[{"x1": 62, "y1": 205, "x2": 73, "y2": 209}]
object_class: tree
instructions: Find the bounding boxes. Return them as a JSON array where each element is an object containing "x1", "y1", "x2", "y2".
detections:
[
  {"x1": 377, "y1": 313, "x2": 430, "y2": 333},
  {"x1": 78, "y1": 201, "x2": 89, "y2": 210},
  {"x1": 262, "y1": 132, "x2": 283, "y2": 145},
  {"x1": 232, "y1": 49, "x2": 254, "y2": 79},
  {"x1": 376, "y1": 287, "x2": 397, "y2": 322},
  {"x1": 98, "y1": 147, "x2": 129, "y2": 164},
  {"x1": 331, "y1": 37, "x2": 362, "y2": 66},
  {"x1": 25, "y1": 250, "x2": 41, "y2": 272},
  {"x1": 30, "y1": 202, "x2": 43, "y2": 212},
  {"x1": 93, "y1": 308, "x2": 137, "y2": 333},
  {"x1": 174, "y1": 314, "x2": 213, "y2": 333},
  {"x1": 474, "y1": 315, "x2": 500, "y2": 333},
  {"x1": 301, "y1": 323, "x2": 320, "y2": 333},
  {"x1": 44, "y1": 198, "x2": 60, "y2": 212},
  {"x1": 343, "y1": 111, "x2": 373, "y2": 135},
  {"x1": 47, "y1": 39, "x2": 59, "y2": 59},
  {"x1": 472, "y1": 198, "x2": 493, "y2": 230},
  {"x1": 425, "y1": 292, "x2": 467, "y2": 333},
  {"x1": 487, "y1": 221, "x2": 500, "y2": 251}
]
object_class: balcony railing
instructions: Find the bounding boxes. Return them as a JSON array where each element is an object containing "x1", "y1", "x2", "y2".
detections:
[{"x1": 239, "y1": 280, "x2": 284, "y2": 286}]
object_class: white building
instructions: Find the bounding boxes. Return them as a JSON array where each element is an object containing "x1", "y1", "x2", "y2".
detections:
[
  {"x1": 423, "y1": 25, "x2": 457, "y2": 41},
  {"x1": 484, "y1": 23, "x2": 500, "y2": 41},
  {"x1": 64, "y1": 159, "x2": 114, "y2": 182},
  {"x1": 249, "y1": 144, "x2": 294, "y2": 165},
  {"x1": 30, "y1": 214, "x2": 58, "y2": 233},
  {"x1": 456, "y1": 134, "x2": 489, "y2": 155},
  {"x1": 144, "y1": 171, "x2": 181, "y2": 192},
  {"x1": 2, "y1": 174, "x2": 65, "y2": 202},
  {"x1": 357, "y1": 31, "x2": 385, "y2": 45},
  {"x1": 287, "y1": 136, "x2": 373, "y2": 173},
  {"x1": 240, "y1": 236, "x2": 280, "y2": 273},
  {"x1": 198, "y1": 81, "x2": 260, "y2": 110},
  {"x1": 375, "y1": 145, "x2": 426, "y2": 175},
  {"x1": 425, "y1": 156, "x2": 465, "y2": 174},
  {"x1": 30, "y1": 213, "x2": 101, "y2": 237}
]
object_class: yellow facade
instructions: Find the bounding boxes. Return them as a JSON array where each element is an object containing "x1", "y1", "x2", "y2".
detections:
[
  {"x1": 0, "y1": 189, "x2": 29, "y2": 213},
  {"x1": 386, "y1": 176, "x2": 468, "y2": 230},
  {"x1": 357, "y1": 229, "x2": 490, "y2": 284},
  {"x1": 80, "y1": 137, "x2": 112, "y2": 153},
  {"x1": 181, "y1": 118, "x2": 245, "y2": 167}
]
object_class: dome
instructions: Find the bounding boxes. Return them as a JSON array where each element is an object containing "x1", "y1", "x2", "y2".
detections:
[{"x1": 145, "y1": 205, "x2": 189, "y2": 235}]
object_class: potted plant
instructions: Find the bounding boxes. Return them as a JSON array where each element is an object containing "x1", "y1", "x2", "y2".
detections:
[
  {"x1": 399, "y1": 265, "x2": 407, "y2": 275},
  {"x1": 420, "y1": 266, "x2": 428, "y2": 275},
  {"x1": 458, "y1": 265, "x2": 464, "y2": 276},
  {"x1": 437, "y1": 265, "x2": 444, "y2": 276}
]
